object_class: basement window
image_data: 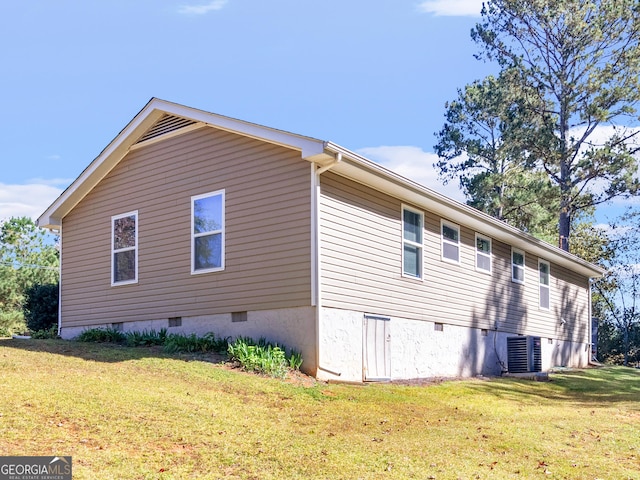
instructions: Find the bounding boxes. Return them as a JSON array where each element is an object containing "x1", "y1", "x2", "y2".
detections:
[
  {"x1": 434, "y1": 322, "x2": 444, "y2": 332},
  {"x1": 168, "y1": 317, "x2": 182, "y2": 328}
]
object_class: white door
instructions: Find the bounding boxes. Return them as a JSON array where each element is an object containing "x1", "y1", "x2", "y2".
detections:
[{"x1": 363, "y1": 315, "x2": 391, "y2": 381}]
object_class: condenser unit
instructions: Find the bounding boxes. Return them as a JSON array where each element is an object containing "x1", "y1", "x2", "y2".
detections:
[{"x1": 507, "y1": 336, "x2": 542, "y2": 373}]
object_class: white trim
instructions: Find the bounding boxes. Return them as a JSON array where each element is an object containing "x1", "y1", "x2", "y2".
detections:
[
  {"x1": 37, "y1": 98, "x2": 328, "y2": 230},
  {"x1": 441, "y1": 219, "x2": 461, "y2": 265},
  {"x1": 191, "y1": 190, "x2": 225, "y2": 275},
  {"x1": 539, "y1": 259, "x2": 551, "y2": 310},
  {"x1": 111, "y1": 210, "x2": 139, "y2": 286},
  {"x1": 475, "y1": 233, "x2": 492, "y2": 274},
  {"x1": 511, "y1": 247, "x2": 525, "y2": 285},
  {"x1": 401, "y1": 205, "x2": 424, "y2": 280}
]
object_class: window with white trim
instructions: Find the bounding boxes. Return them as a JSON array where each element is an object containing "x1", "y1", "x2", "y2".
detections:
[
  {"x1": 475, "y1": 234, "x2": 492, "y2": 273},
  {"x1": 539, "y1": 259, "x2": 550, "y2": 309},
  {"x1": 111, "y1": 211, "x2": 138, "y2": 285},
  {"x1": 402, "y1": 206, "x2": 423, "y2": 279},
  {"x1": 441, "y1": 220, "x2": 460, "y2": 264},
  {"x1": 512, "y1": 248, "x2": 525, "y2": 284},
  {"x1": 192, "y1": 190, "x2": 225, "y2": 274}
]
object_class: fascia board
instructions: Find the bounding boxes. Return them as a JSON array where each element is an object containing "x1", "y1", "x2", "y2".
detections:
[
  {"x1": 148, "y1": 99, "x2": 326, "y2": 159},
  {"x1": 323, "y1": 142, "x2": 605, "y2": 279},
  {"x1": 37, "y1": 100, "x2": 165, "y2": 229}
]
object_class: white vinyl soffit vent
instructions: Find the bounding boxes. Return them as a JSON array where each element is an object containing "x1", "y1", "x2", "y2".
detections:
[{"x1": 136, "y1": 114, "x2": 198, "y2": 144}]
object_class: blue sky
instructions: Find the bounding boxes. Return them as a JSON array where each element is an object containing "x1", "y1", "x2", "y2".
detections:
[{"x1": 0, "y1": 0, "x2": 628, "y2": 224}]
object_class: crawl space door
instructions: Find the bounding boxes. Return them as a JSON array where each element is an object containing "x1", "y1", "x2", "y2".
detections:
[{"x1": 363, "y1": 315, "x2": 391, "y2": 381}]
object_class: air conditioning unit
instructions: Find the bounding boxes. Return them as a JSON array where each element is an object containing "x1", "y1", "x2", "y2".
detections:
[{"x1": 507, "y1": 336, "x2": 542, "y2": 373}]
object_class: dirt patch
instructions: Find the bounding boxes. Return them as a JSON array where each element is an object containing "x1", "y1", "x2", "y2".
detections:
[{"x1": 284, "y1": 368, "x2": 318, "y2": 387}]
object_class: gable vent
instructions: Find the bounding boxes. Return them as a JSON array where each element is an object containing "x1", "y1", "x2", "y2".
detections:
[{"x1": 136, "y1": 114, "x2": 198, "y2": 144}]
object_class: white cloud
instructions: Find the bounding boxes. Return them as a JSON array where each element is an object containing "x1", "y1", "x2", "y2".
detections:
[
  {"x1": 178, "y1": 0, "x2": 227, "y2": 15},
  {"x1": 0, "y1": 182, "x2": 66, "y2": 222},
  {"x1": 357, "y1": 145, "x2": 467, "y2": 203},
  {"x1": 417, "y1": 0, "x2": 484, "y2": 17}
]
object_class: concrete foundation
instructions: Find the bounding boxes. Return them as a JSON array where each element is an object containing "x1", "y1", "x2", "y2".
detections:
[
  {"x1": 316, "y1": 307, "x2": 590, "y2": 382},
  {"x1": 59, "y1": 306, "x2": 318, "y2": 375}
]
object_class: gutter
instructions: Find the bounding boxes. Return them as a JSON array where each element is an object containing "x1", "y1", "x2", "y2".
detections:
[{"x1": 322, "y1": 142, "x2": 604, "y2": 280}]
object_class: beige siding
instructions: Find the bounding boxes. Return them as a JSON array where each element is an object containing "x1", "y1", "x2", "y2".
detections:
[
  {"x1": 319, "y1": 172, "x2": 590, "y2": 343},
  {"x1": 61, "y1": 126, "x2": 312, "y2": 327}
]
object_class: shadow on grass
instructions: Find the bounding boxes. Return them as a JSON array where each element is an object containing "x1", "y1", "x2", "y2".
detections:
[
  {"x1": 465, "y1": 366, "x2": 640, "y2": 407},
  {"x1": 0, "y1": 337, "x2": 227, "y2": 364}
]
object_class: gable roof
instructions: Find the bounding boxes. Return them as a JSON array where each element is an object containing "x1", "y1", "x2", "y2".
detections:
[{"x1": 37, "y1": 97, "x2": 604, "y2": 279}]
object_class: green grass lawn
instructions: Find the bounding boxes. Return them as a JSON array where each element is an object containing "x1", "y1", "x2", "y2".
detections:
[{"x1": 0, "y1": 339, "x2": 638, "y2": 479}]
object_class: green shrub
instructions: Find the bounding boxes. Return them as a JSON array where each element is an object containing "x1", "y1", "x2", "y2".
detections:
[
  {"x1": 30, "y1": 325, "x2": 59, "y2": 339},
  {"x1": 163, "y1": 332, "x2": 228, "y2": 354},
  {"x1": 125, "y1": 328, "x2": 167, "y2": 347},
  {"x1": 71, "y1": 328, "x2": 303, "y2": 378},
  {"x1": 76, "y1": 327, "x2": 126, "y2": 343},
  {"x1": 23, "y1": 283, "x2": 59, "y2": 333},
  {"x1": 227, "y1": 337, "x2": 303, "y2": 378}
]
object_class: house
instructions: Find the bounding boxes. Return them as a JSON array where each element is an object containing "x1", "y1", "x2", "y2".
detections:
[{"x1": 38, "y1": 98, "x2": 604, "y2": 382}]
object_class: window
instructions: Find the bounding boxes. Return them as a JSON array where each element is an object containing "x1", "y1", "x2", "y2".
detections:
[
  {"x1": 539, "y1": 260, "x2": 550, "y2": 309},
  {"x1": 111, "y1": 211, "x2": 138, "y2": 285},
  {"x1": 512, "y1": 248, "x2": 525, "y2": 284},
  {"x1": 441, "y1": 220, "x2": 460, "y2": 263},
  {"x1": 475, "y1": 234, "x2": 492, "y2": 273},
  {"x1": 192, "y1": 190, "x2": 225, "y2": 274},
  {"x1": 402, "y1": 206, "x2": 423, "y2": 279}
]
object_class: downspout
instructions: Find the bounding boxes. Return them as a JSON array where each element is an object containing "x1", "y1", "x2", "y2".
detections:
[
  {"x1": 588, "y1": 278, "x2": 599, "y2": 365},
  {"x1": 51, "y1": 225, "x2": 62, "y2": 337},
  {"x1": 313, "y1": 152, "x2": 342, "y2": 377}
]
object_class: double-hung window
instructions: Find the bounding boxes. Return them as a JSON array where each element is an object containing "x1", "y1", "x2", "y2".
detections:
[
  {"x1": 111, "y1": 211, "x2": 138, "y2": 285},
  {"x1": 402, "y1": 206, "x2": 423, "y2": 279},
  {"x1": 441, "y1": 220, "x2": 460, "y2": 264},
  {"x1": 512, "y1": 248, "x2": 525, "y2": 284},
  {"x1": 192, "y1": 190, "x2": 225, "y2": 274},
  {"x1": 539, "y1": 260, "x2": 550, "y2": 309},
  {"x1": 475, "y1": 234, "x2": 492, "y2": 273}
]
